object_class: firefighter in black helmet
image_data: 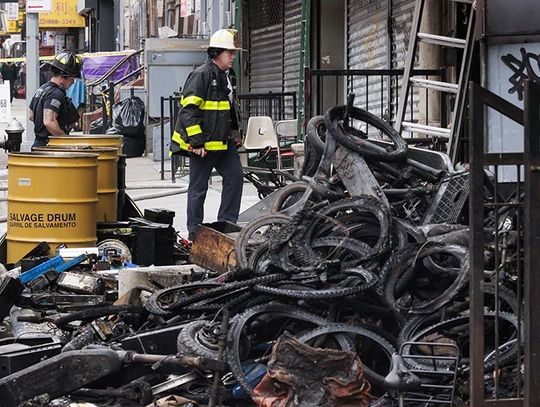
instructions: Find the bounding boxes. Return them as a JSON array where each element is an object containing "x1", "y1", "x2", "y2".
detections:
[{"x1": 29, "y1": 51, "x2": 82, "y2": 147}]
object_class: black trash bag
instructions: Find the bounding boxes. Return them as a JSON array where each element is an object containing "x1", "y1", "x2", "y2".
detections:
[
  {"x1": 111, "y1": 96, "x2": 145, "y2": 138},
  {"x1": 105, "y1": 122, "x2": 144, "y2": 157},
  {"x1": 123, "y1": 134, "x2": 145, "y2": 158}
]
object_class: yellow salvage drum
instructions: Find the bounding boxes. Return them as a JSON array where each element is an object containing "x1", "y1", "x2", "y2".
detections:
[
  {"x1": 34, "y1": 146, "x2": 119, "y2": 223},
  {"x1": 7, "y1": 152, "x2": 98, "y2": 263},
  {"x1": 48, "y1": 134, "x2": 123, "y2": 152}
]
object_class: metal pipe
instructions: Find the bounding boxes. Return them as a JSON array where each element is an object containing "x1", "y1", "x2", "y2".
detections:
[
  {"x1": 160, "y1": 96, "x2": 165, "y2": 180},
  {"x1": 100, "y1": 67, "x2": 145, "y2": 93},
  {"x1": 86, "y1": 50, "x2": 144, "y2": 88},
  {"x1": 480, "y1": 37, "x2": 489, "y2": 149},
  {"x1": 126, "y1": 183, "x2": 187, "y2": 190},
  {"x1": 126, "y1": 352, "x2": 225, "y2": 371},
  {"x1": 24, "y1": 12, "x2": 39, "y2": 149},
  {"x1": 0, "y1": 182, "x2": 188, "y2": 195},
  {"x1": 101, "y1": 84, "x2": 108, "y2": 133},
  {"x1": 382, "y1": 188, "x2": 428, "y2": 197},
  {"x1": 524, "y1": 80, "x2": 540, "y2": 406},
  {"x1": 361, "y1": 139, "x2": 444, "y2": 179},
  {"x1": 170, "y1": 96, "x2": 176, "y2": 183},
  {"x1": 108, "y1": 82, "x2": 116, "y2": 129},
  {"x1": 131, "y1": 189, "x2": 188, "y2": 202}
]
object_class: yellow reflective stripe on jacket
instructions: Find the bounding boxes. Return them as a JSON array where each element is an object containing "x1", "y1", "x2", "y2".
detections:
[
  {"x1": 204, "y1": 141, "x2": 228, "y2": 150},
  {"x1": 172, "y1": 131, "x2": 183, "y2": 144},
  {"x1": 186, "y1": 124, "x2": 202, "y2": 137},
  {"x1": 176, "y1": 137, "x2": 190, "y2": 151},
  {"x1": 181, "y1": 96, "x2": 230, "y2": 111},
  {"x1": 171, "y1": 131, "x2": 227, "y2": 151},
  {"x1": 180, "y1": 96, "x2": 231, "y2": 110},
  {"x1": 181, "y1": 95, "x2": 204, "y2": 107},
  {"x1": 200, "y1": 100, "x2": 230, "y2": 110}
]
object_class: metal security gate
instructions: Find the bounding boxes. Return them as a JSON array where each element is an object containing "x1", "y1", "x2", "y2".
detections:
[
  {"x1": 391, "y1": 0, "x2": 414, "y2": 69},
  {"x1": 304, "y1": 67, "x2": 443, "y2": 137},
  {"x1": 248, "y1": 0, "x2": 302, "y2": 96},
  {"x1": 469, "y1": 80, "x2": 540, "y2": 406},
  {"x1": 390, "y1": 0, "x2": 416, "y2": 123},
  {"x1": 283, "y1": 0, "x2": 302, "y2": 118},
  {"x1": 346, "y1": 0, "x2": 419, "y2": 133},
  {"x1": 347, "y1": 0, "x2": 389, "y2": 121},
  {"x1": 248, "y1": 0, "x2": 284, "y2": 93}
]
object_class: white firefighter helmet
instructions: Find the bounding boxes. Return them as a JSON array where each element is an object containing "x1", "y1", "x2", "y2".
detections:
[{"x1": 208, "y1": 29, "x2": 244, "y2": 51}]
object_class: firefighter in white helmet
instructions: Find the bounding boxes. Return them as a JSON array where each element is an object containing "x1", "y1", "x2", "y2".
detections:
[{"x1": 170, "y1": 28, "x2": 245, "y2": 241}]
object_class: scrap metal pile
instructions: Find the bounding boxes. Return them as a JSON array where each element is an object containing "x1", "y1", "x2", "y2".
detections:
[{"x1": 0, "y1": 104, "x2": 521, "y2": 406}]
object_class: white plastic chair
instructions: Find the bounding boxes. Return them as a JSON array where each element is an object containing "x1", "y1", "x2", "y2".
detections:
[{"x1": 244, "y1": 116, "x2": 282, "y2": 169}]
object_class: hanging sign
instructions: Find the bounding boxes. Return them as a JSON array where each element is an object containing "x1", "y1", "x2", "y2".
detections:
[
  {"x1": 6, "y1": 4, "x2": 18, "y2": 20},
  {"x1": 0, "y1": 82, "x2": 11, "y2": 123},
  {"x1": 39, "y1": 0, "x2": 86, "y2": 28},
  {"x1": 26, "y1": 0, "x2": 52, "y2": 12}
]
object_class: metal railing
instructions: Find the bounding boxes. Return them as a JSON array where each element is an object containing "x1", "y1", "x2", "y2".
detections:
[
  {"x1": 397, "y1": 342, "x2": 460, "y2": 406},
  {"x1": 159, "y1": 94, "x2": 182, "y2": 181},
  {"x1": 238, "y1": 92, "x2": 297, "y2": 130},
  {"x1": 159, "y1": 92, "x2": 298, "y2": 181},
  {"x1": 85, "y1": 50, "x2": 144, "y2": 131},
  {"x1": 304, "y1": 68, "x2": 446, "y2": 138},
  {"x1": 469, "y1": 80, "x2": 540, "y2": 406}
]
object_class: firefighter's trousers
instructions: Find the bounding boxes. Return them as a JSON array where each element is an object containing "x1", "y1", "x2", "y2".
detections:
[{"x1": 187, "y1": 143, "x2": 244, "y2": 239}]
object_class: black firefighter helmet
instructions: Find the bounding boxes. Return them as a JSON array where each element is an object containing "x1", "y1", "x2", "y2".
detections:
[{"x1": 47, "y1": 51, "x2": 82, "y2": 78}]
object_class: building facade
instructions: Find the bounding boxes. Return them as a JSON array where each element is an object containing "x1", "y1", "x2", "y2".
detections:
[
  {"x1": 0, "y1": 0, "x2": 87, "y2": 57},
  {"x1": 119, "y1": 0, "x2": 235, "y2": 51}
]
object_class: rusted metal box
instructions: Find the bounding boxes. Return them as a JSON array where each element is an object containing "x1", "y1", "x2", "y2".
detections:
[{"x1": 189, "y1": 222, "x2": 242, "y2": 274}]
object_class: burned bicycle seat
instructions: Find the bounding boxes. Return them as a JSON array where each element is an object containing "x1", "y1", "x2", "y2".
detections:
[{"x1": 384, "y1": 353, "x2": 423, "y2": 392}]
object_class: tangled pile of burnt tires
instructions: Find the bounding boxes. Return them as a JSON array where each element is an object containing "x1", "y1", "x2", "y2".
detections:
[{"x1": 0, "y1": 105, "x2": 521, "y2": 406}]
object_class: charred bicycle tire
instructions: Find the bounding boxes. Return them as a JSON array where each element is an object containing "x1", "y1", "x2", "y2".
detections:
[
  {"x1": 271, "y1": 181, "x2": 310, "y2": 213},
  {"x1": 399, "y1": 281, "x2": 521, "y2": 348},
  {"x1": 400, "y1": 311, "x2": 519, "y2": 373},
  {"x1": 235, "y1": 214, "x2": 292, "y2": 270},
  {"x1": 381, "y1": 243, "x2": 469, "y2": 315},
  {"x1": 253, "y1": 267, "x2": 377, "y2": 299},
  {"x1": 305, "y1": 115, "x2": 327, "y2": 153},
  {"x1": 156, "y1": 274, "x2": 288, "y2": 314},
  {"x1": 145, "y1": 282, "x2": 221, "y2": 316},
  {"x1": 178, "y1": 288, "x2": 254, "y2": 315},
  {"x1": 177, "y1": 320, "x2": 220, "y2": 359},
  {"x1": 297, "y1": 323, "x2": 397, "y2": 387},
  {"x1": 226, "y1": 303, "x2": 339, "y2": 397},
  {"x1": 325, "y1": 105, "x2": 407, "y2": 162},
  {"x1": 309, "y1": 196, "x2": 391, "y2": 258},
  {"x1": 311, "y1": 236, "x2": 374, "y2": 267}
]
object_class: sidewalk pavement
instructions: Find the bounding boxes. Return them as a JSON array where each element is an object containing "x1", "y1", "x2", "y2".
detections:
[
  {"x1": 124, "y1": 157, "x2": 260, "y2": 238},
  {"x1": 0, "y1": 97, "x2": 261, "y2": 238}
]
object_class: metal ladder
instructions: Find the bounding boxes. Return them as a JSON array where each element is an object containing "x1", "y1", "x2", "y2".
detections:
[{"x1": 395, "y1": 0, "x2": 476, "y2": 163}]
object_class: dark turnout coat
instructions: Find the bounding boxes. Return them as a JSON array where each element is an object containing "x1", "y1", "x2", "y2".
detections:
[{"x1": 170, "y1": 60, "x2": 240, "y2": 155}]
